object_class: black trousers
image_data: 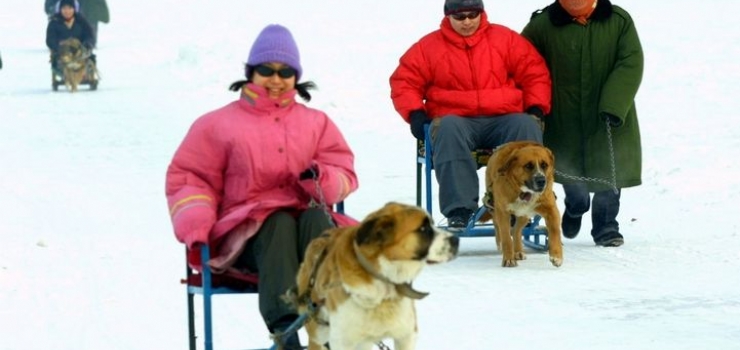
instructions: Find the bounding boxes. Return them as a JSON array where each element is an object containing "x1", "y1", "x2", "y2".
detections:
[{"x1": 233, "y1": 208, "x2": 333, "y2": 330}]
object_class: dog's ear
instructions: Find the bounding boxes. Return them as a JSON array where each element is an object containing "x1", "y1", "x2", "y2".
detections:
[
  {"x1": 498, "y1": 155, "x2": 518, "y2": 176},
  {"x1": 545, "y1": 148, "x2": 555, "y2": 174},
  {"x1": 355, "y1": 216, "x2": 395, "y2": 247}
]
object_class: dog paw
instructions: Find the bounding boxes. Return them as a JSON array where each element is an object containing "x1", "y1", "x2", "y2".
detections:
[
  {"x1": 501, "y1": 258, "x2": 518, "y2": 267},
  {"x1": 515, "y1": 252, "x2": 527, "y2": 260},
  {"x1": 550, "y1": 256, "x2": 563, "y2": 267}
]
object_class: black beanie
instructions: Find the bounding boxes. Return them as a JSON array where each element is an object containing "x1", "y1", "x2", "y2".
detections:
[
  {"x1": 444, "y1": 0, "x2": 485, "y2": 15},
  {"x1": 59, "y1": 0, "x2": 77, "y2": 11}
]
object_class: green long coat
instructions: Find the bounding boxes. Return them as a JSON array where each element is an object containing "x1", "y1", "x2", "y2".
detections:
[
  {"x1": 78, "y1": 0, "x2": 110, "y2": 24},
  {"x1": 522, "y1": 1, "x2": 643, "y2": 191}
]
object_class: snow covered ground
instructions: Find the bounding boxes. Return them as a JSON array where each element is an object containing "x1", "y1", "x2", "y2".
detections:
[{"x1": 1, "y1": 0, "x2": 739, "y2": 349}]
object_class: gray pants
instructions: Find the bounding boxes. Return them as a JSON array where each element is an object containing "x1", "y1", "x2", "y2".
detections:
[
  {"x1": 234, "y1": 208, "x2": 333, "y2": 330},
  {"x1": 430, "y1": 114, "x2": 543, "y2": 216}
]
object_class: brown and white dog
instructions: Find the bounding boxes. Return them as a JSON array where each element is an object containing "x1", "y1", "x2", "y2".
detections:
[
  {"x1": 57, "y1": 38, "x2": 94, "y2": 92},
  {"x1": 481, "y1": 141, "x2": 563, "y2": 267},
  {"x1": 293, "y1": 202, "x2": 459, "y2": 350}
]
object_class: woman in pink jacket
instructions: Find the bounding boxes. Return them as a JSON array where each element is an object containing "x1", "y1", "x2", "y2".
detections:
[{"x1": 165, "y1": 24, "x2": 358, "y2": 349}]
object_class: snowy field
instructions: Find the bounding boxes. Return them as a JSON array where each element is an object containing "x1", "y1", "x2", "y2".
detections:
[{"x1": 1, "y1": 0, "x2": 739, "y2": 349}]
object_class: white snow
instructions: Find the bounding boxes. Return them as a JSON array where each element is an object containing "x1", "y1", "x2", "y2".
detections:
[{"x1": 1, "y1": 0, "x2": 739, "y2": 349}]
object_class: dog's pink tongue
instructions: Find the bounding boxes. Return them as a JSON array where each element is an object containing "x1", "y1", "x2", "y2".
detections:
[{"x1": 520, "y1": 192, "x2": 532, "y2": 201}]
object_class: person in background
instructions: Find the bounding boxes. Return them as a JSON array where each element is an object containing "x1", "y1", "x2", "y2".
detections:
[
  {"x1": 390, "y1": 0, "x2": 551, "y2": 231},
  {"x1": 165, "y1": 24, "x2": 358, "y2": 350},
  {"x1": 44, "y1": 0, "x2": 59, "y2": 19},
  {"x1": 522, "y1": 0, "x2": 644, "y2": 247},
  {"x1": 77, "y1": 0, "x2": 109, "y2": 43},
  {"x1": 45, "y1": 0, "x2": 95, "y2": 80},
  {"x1": 46, "y1": 0, "x2": 108, "y2": 45}
]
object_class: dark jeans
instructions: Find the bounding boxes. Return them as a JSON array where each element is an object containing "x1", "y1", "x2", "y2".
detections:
[
  {"x1": 562, "y1": 183, "x2": 622, "y2": 240},
  {"x1": 233, "y1": 208, "x2": 333, "y2": 330}
]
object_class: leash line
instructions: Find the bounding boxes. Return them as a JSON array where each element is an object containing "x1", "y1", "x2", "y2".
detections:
[
  {"x1": 309, "y1": 173, "x2": 337, "y2": 228},
  {"x1": 554, "y1": 119, "x2": 619, "y2": 194},
  {"x1": 273, "y1": 175, "x2": 338, "y2": 349},
  {"x1": 296, "y1": 177, "x2": 394, "y2": 350}
]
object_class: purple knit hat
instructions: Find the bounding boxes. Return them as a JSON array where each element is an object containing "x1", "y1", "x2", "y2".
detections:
[{"x1": 247, "y1": 24, "x2": 302, "y2": 80}]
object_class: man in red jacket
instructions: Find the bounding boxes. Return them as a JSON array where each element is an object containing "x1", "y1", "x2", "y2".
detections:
[{"x1": 390, "y1": 0, "x2": 551, "y2": 231}]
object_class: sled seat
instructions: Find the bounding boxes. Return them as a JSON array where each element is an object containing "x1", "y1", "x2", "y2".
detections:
[
  {"x1": 182, "y1": 202, "x2": 345, "y2": 350},
  {"x1": 183, "y1": 244, "x2": 274, "y2": 350},
  {"x1": 415, "y1": 125, "x2": 548, "y2": 250}
]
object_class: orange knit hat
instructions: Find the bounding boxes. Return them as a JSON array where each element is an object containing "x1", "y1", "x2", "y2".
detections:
[{"x1": 558, "y1": 0, "x2": 597, "y2": 25}]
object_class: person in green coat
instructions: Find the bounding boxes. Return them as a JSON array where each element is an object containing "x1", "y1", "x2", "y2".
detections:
[
  {"x1": 77, "y1": 0, "x2": 109, "y2": 42},
  {"x1": 521, "y1": 0, "x2": 643, "y2": 247}
]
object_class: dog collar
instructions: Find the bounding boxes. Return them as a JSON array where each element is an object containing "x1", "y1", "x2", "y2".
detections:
[{"x1": 352, "y1": 242, "x2": 429, "y2": 300}]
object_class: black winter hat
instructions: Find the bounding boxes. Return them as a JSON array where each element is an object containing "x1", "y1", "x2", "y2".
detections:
[
  {"x1": 58, "y1": 0, "x2": 77, "y2": 11},
  {"x1": 444, "y1": 0, "x2": 485, "y2": 15}
]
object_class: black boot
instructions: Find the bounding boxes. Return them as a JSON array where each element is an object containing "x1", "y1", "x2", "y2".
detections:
[
  {"x1": 446, "y1": 207, "x2": 474, "y2": 232},
  {"x1": 561, "y1": 212, "x2": 582, "y2": 239},
  {"x1": 594, "y1": 231, "x2": 624, "y2": 247}
]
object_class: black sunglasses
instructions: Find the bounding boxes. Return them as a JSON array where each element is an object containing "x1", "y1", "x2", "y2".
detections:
[
  {"x1": 254, "y1": 65, "x2": 297, "y2": 79},
  {"x1": 451, "y1": 11, "x2": 481, "y2": 21}
]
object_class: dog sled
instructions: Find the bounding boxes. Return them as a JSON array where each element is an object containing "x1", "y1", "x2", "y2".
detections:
[
  {"x1": 182, "y1": 202, "x2": 347, "y2": 350},
  {"x1": 415, "y1": 126, "x2": 550, "y2": 251},
  {"x1": 183, "y1": 244, "x2": 276, "y2": 350},
  {"x1": 51, "y1": 38, "x2": 99, "y2": 92}
]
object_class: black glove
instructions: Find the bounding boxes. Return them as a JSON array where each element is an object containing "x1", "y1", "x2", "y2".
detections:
[
  {"x1": 409, "y1": 109, "x2": 431, "y2": 140},
  {"x1": 526, "y1": 106, "x2": 545, "y2": 132},
  {"x1": 601, "y1": 113, "x2": 623, "y2": 127},
  {"x1": 299, "y1": 166, "x2": 319, "y2": 180}
]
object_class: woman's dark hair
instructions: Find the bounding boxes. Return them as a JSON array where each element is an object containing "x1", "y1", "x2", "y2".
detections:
[{"x1": 228, "y1": 64, "x2": 317, "y2": 102}]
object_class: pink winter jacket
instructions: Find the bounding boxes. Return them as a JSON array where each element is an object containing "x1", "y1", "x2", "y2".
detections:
[{"x1": 166, "y1": 83, "x2": 359, "y2": 272}]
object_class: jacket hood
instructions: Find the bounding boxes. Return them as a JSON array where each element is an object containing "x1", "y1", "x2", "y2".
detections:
[{"x1": 439, "y1": 11, "x2": 491, "y2": 49}]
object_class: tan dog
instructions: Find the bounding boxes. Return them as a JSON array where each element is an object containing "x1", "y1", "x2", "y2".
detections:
[
  {"x1": 481, "y1": 141, "x2": 563, "y2": 267},
  {"x1": 57, "y1": 38, "x2": 95, "y2": 92},
  {"x1": 293, "y1": 202, "x2": 459, "y2": 350}
]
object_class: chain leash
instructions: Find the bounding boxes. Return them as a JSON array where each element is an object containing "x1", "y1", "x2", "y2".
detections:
[
  {"x1": 308, "y1": 171, "x2": 337, "y2": 227},
  {"x1": 554, "y1": 119, "x2": 619, "y2": 195}
]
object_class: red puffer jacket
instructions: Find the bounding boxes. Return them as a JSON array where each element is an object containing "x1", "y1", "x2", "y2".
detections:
[{"x1": 390, "y1": 12, "x2": 551, "y2": 122}]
